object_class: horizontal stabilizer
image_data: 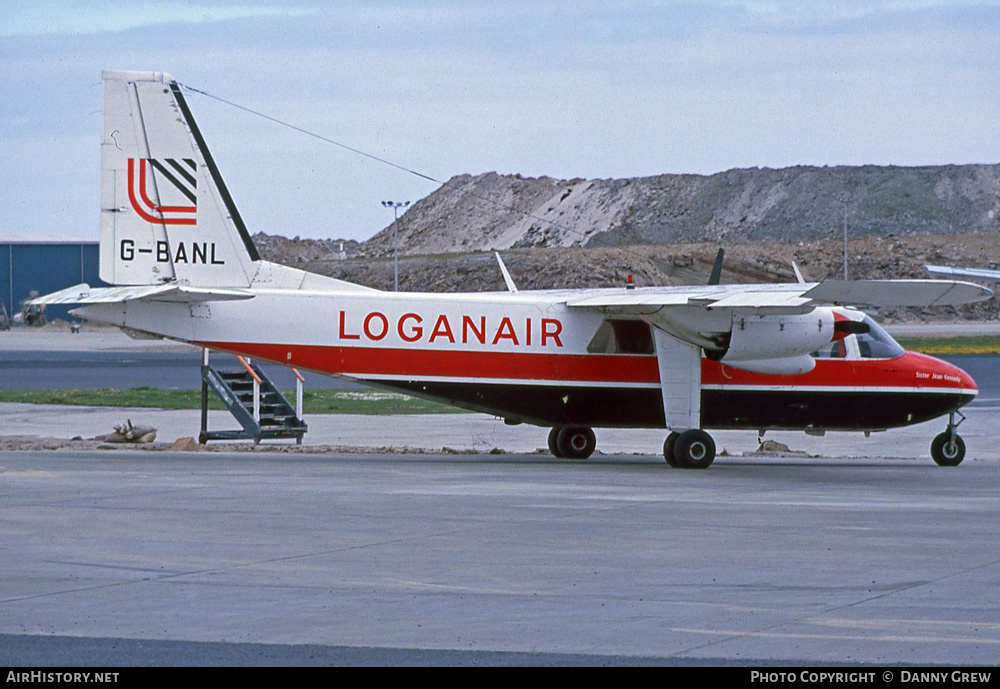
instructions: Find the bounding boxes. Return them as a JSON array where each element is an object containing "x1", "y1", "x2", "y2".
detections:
[{"x1": 28, "y1": 283, "x2": 254, "y2": 305}]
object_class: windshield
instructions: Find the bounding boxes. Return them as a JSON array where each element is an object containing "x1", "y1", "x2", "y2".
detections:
[
  {"x1": 855, "y1": 316, "x2": 905, "y2": 359},
  {"x1": 811, "y1": 315, "x2": 904, "y2": 360}
]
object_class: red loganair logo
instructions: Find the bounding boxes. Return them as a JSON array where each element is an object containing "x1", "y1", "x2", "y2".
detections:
[
  {"x1": 339, "y1": 311, "x2": 564, "y2": 348},
  {"x1": 127, "y1": 158, "x2": 197, "y2": 225}
]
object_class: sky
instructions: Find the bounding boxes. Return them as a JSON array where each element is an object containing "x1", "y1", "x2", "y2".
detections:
[{"x1": 2, "y1": 1, "x2": 999, "y2": 242}]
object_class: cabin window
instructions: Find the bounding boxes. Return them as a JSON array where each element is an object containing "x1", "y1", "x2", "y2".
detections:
[
  {"x1": 587, "y1": 319, "x2": 654, "y2": 354},
  {"x1": 810, "y1": 340, "x2": 848, "y2": 359}
]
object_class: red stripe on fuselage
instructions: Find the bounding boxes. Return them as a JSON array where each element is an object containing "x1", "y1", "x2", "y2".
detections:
[
  {"x1": 196, "y1": 342, "x2": 975, "y2": 392},
  {"x1": 704, "y1": 351, "x2": 976, "y2": 391},
  {"x1": 199, "y1": 341, "x2": 659, "y2": 383}
]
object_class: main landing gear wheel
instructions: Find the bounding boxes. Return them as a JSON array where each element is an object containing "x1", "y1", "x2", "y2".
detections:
[
  {"x1": 547, "y1": 427, "x2": 563, "y2": 458},
  {"x1": 668, "y1": 429, "x2": 716, "y2": 469},
  {"x1": 931, "y1": 432, "x2": 965, "y2": 466},
  {"x1": 549, "y1": 426, "x2": 596, "y2": 460},
  {"x1": 663, "y1": 431, "x2": 681, "y2": 468}
]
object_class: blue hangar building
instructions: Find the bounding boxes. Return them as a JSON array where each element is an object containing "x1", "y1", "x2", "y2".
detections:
[{"x1": 1, "y1": 235, "x2": 106, "y2": 323}]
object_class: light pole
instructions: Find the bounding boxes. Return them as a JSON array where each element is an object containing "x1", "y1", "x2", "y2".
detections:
[
  {"x1": 382, "y1": 200, "x2": 409, "y2": 291},
  {"x1": 835, "y1": 194, "x2": 850, "y2": 280}
]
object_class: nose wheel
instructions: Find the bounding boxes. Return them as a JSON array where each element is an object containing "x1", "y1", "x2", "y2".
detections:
[{"x1": 931, "y1": 411, "x2": 966, "y2": 466}]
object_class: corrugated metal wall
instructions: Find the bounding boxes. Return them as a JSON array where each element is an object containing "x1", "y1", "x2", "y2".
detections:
[{"x1": 1, "y1": 242, "x2": 105, "y2": 322}]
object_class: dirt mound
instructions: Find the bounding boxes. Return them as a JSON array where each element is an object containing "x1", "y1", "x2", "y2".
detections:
[
  {"x1": 251, "y1": 162, "x2": 1000, "y2": 323},
  {"x1": 362, "y1": 165, "x2": 1000, "y2": 256}
]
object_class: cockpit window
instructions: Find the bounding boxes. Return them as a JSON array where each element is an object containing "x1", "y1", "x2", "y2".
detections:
[
  {"x1": 855, "y1": 316, "x2": 904, "y2": 359},
  {"x1": 810, "y1": 315, "x2": 904, "y2": 360}
]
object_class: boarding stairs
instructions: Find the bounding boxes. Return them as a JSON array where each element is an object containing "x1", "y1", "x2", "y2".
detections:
[{"x1": 199, "y1": 351, "x2": 307, "y2": 445}]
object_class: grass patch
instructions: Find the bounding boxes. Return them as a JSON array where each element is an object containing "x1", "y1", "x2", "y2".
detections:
[
  {"x1": 0, "y1": 387, "x2": 465, "y2": 415},
  {"x1": 0, "y1": 388, "x2": 210, "y2": 409},
  {"x1": 895, "y1": 335, "x2": 1000, "y2": 355}
]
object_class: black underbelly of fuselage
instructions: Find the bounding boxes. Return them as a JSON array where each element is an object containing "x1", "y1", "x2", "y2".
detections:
[{"x1": 378, "y1": 381, "x2": 973, "y2": 432}]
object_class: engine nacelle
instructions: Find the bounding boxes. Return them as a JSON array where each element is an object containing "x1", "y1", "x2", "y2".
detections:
[
  {"x1": 720, "y1": 309, "x2": 835, "y2": 375},
  {"x1": 721, "y1": 354, "x2": 817, "y2": 376}
]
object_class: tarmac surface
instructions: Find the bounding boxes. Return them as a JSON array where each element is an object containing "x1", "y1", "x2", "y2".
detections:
[
  {"x1": 0, "y1": 327, "x2": 355, "y2": 390},
  {"x1": 2, "y1": 449, "x2": 999, "y2": 666},
  {"x1": 2, "y1": 324, "x2": 1000, "y2": 666}
]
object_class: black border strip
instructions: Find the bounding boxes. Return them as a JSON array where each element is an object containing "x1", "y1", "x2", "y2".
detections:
[
  {"x1": 169, "y1": 81, "x2": 261, "y2": 261},
  {"x1": 148, "y1": 159, "x2": 197, "y2": 204},
  {"x1": 166, "y1": 157, "x2": 198, "y2": 189}
]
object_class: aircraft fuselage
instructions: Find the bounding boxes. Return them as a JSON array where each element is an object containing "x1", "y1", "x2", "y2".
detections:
[{"x1": 75, "y1": 289, "x2": 976, "y2": 432}]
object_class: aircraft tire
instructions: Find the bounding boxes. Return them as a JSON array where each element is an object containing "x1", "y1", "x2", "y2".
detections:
[
  {"x1": 547, "y1": 427, "x2": 563, "y2": 458},
  {"x1": 931, "y1": 432, "x2": 965, "y2": 466},
  {"x1": 673, "y1": 429, "x2": 716, "y2": 469},
  {"x1": 663, "y1": 432, "x2": 681, "y2": 467},
  {"x1": 556, "y1": 426, "x2": 596, "y2": 460}
]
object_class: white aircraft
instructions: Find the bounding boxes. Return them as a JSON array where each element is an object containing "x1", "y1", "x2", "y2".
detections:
[
  {"x1": 926, "y1": 264, "x2": 1000, "y2": 282},
  {"x1": 34, "y1": 70, "x2": 994, "y2": 467}
]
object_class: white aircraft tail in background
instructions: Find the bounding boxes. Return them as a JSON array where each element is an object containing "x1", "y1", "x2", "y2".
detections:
[{"x1": 926, "y1": 264, "x2": 1000, "y2": 283}]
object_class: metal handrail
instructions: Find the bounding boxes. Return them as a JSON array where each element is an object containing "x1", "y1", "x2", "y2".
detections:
[
  {"x1": 291, "y1": 368, "x2": 305, "y2": 420},
  {"x1": 236, "y1": 355, "x2": 262, "y2": 384}
]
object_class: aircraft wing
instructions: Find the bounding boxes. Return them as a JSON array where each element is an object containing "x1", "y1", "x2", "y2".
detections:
[
  {"x1": 567, "y1": 278, "x2": 992, "y2": 312},
  {"x1": 28, "y1": 283, "x2": 254, "y2": 305},
  {"x1": 926, "y1": 264, "x2": 1000, "y2": 283},
  {"x1": 569, "y1": 277, "x2": 992, "y2": 383},
  {"x1": 801, "y1": 279, "x2": 992, "y2": 307}
]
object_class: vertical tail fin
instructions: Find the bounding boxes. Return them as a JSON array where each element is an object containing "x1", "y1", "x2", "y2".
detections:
[{"x1": 100, "y1": 70, "x2": 259, "y2": 287}]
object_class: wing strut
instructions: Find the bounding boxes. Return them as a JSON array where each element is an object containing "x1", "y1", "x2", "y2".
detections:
[{"x1": 653, "y1": 328, "x2": 701, "y2": 432}]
